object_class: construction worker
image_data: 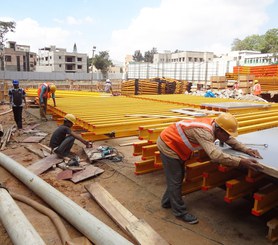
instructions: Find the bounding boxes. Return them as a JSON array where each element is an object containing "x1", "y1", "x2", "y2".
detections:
[
  {"x1": 8, "y1": 80, "x2": 27, "y2": 129},
  {"x1": 38, "y1": 82, "x2": 57, "y2": 121},
  {"x1": 104, "y1": 79, "x2": 113, "y2": 94},
  {"x1": 49, "y1": 114, "x2": 92, "y2": 159},
  {"x1": 157, "y1": 113, "x2": 263, "y2": 225},
  {"x1": 252, "y1": 80, "x2": 262, "y2": 96},
  {"x1": 233, "y1": 81, "x2": 239, "y2": 90}
]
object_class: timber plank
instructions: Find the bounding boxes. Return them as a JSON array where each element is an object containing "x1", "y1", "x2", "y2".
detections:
[
  {"x1": 85, "y1": 182, "x2": 168, "y2": 245},
  {"x1": 27, "y1": 154, "x2": 63, "y2": 175},
  {"x1": 71, "y1": 165, "x2": 104, "y2": 183}
]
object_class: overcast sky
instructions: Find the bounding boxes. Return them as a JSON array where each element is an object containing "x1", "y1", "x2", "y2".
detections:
[{"x1": 1, "y1": 0, "x2": 277, "y2": 62}]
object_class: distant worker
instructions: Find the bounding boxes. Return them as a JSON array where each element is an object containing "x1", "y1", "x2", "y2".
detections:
[
  {"x1": 233, "y1": 81, "x2": 239, "y2": 90},
  {"x1": 8, "y1": 80, "x2": 27, "y2": 130},
  {"x1": 252, "y1": 80, "x2": 261, "y2": 96},
  {"x1": 49, "y1": 114, "x2": 92, "y2": 159},
  {"x1": 104, "y1": 79, "x2": 113, "y2": 94},
  {"x1": 157, "y1": 113, "x2": 263, "y2": 225},
  {"x1": 38, "y1": 82, "x2": 57, "y2": 121}
]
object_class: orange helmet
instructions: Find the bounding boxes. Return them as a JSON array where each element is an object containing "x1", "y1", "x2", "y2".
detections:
[{"x1": 215, "y1": 113, "x2": 238, "y2": 137}]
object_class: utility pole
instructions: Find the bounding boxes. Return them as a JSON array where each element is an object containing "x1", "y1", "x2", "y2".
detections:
[{"x1": 91, "y1": 46, "x2": 96, "y2": 92}]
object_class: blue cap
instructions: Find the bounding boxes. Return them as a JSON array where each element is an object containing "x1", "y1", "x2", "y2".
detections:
[{"x1": 12, "y1": 80, "x2": 19, "y2": 85}]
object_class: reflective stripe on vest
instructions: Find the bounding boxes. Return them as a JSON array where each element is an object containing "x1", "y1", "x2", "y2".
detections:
[
  {"x1": 160, "y1": 118, "x2": 214, "y2": 160},
  {"x1": 176, "y1": 121, "x2": 213, "y2": 151}
]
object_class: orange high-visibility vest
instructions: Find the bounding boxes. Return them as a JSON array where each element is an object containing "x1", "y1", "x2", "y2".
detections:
[
  {"x1": 160, "y1": 118, "x2": 214, "y2": 160},
  {"x1": 37, "y1": 82, "x2": 54, "y2": 99},
  {"x1": 253, "y1": 83, "x2": 261, "y2": 95}
]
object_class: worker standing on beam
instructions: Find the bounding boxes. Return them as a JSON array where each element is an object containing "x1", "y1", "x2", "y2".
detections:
[
  {"x1": 49, "y1": 114, "x2": 92, "y2": 159},
  {"x1": 38, "y1": 82, "x2": 57, "y2": 121},
  {"x1": 157, "y1": 113, "x2": 263, "y2": 225}
]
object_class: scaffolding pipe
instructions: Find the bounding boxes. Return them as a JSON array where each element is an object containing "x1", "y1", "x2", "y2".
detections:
[
  {"x1": 0, "y1": 187, "x2": 45, "y2": 245},
  {"x1": 0, "y1": 153, "x2": 132, "y2": 245}
]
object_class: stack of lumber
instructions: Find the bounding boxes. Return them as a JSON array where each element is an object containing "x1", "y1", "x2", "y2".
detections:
[
  {"x1": 210, "y1": 76, "x2": 227, "y2": 90},
  {"x1": 121, "y1": 78, "x2": 187, "y2": 95},
  {"x1": 0, "y1": 125, "x2": 16, "y2": 150}
]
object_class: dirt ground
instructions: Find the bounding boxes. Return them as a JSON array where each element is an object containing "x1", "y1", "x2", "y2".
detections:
[{"x1": 0, "y1": 105, "x2": 277, "y2": 245}]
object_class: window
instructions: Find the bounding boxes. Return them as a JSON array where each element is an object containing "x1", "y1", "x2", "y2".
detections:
[
  {"x1": 77, "y1": 57, "x2": 82, "y2": 62},
  {"x1": 5, "y1": 55, "x2": 12, "y2": 62},
  {"x1": 59, "y1": 56, "x2": 62, "y2": 59},
  {"x1": 59, "y1": 64, "x2": 62, "y2": 67},
  {"x1": 194, "y1": 58, "x2": 198, "y2": 62},
  {"x1": 77, "y1": 65, "x2": 82, "y2": 69}
]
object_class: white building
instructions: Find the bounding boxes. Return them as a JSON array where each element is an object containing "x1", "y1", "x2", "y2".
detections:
[{"x1": 36, "y1": 45, "x2": 87, "y2": 73}]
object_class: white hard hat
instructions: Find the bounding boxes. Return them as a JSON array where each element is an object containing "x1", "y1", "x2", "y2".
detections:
[{"x1": 106, "y1": 79, "x2": 111, "y2": 83}]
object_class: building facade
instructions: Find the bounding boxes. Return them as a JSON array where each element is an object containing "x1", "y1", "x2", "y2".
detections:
[
  {"x1": 36, "y1": 45, "x2": 87, "y2": 73},
  {"x1": 2, "y1": 41, "x2": 37, "y2": 72},
  {"x1": 153, "y1": 51, "x2": 214, "y2": 63}
]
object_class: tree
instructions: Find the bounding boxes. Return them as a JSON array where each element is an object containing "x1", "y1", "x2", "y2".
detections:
[
  {"x1": 133, "y1": 50, "x2": 144, "y2": 62},
  {"x1": 144, "y1": 47, "x2": 157, "y2": 63},
  {"x1": 0, "y1": 21, "x2": 16, "y2": 70},
  {"x1": 231, "y1": 28, "x2": 278, "y2": 54},
  {"x1": 93, "y1": 51, "x2": 113, "y2": 79}
]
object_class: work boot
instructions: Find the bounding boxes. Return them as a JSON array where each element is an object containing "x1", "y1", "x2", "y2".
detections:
[{"x1": 177, "y1": 213, "x2": 199, "y2": 224}]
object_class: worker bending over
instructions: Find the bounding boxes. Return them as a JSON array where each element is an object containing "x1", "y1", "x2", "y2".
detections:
[
  {"x1": 38, "y1": 82, "x2": 57, "y2": 121},
  {"x1": 157, "y1": 113, "x2": 263, "y2": 225},
  {"x1": 50, "y1": 114, "x2": 92, "y2": 158}
]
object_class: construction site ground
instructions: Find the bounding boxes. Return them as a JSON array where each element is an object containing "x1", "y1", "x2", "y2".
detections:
[{"x1": 0, "y1": 104, "x2": 276, "y2": 245}]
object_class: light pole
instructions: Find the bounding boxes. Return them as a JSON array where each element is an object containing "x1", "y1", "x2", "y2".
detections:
[{"x1": 91, "y1": 46, "x2": 96, "y2": 91}]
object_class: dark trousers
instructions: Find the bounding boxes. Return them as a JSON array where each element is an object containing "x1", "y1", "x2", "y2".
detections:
[
  {"x1": 54, "y1": 136, "x2": 75, "y2": 157},
  {"x1": 160, "y1": 151, "x2": 187, "y2": 217},
  {"x1": 12, "y1": 106, "x2": 23, "y2": 129}
]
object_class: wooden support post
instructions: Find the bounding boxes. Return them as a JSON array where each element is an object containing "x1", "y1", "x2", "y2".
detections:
[
  {"x1": 252, "y1": 184, "x2": 278, "y2": 216},
  {"x1": 245, "y1": 168, "x2": 265, "y2": 183},
  {"x1": 134, "y1": 159, "x2": 162, "y2": 175},
  {"x1": 142, "y1": 144, "x2": 158, "y2": 160},
  {"x1": 182, "y1": 179, "x2": 203, "y2": 195},
  {"x1": 267, "y1": 218, "x2": 278, "y2": 242},
  {"x1": 133, "y1": 141, "x2": 149, "y2": 156},
  {"x1": 202, "y1": 169, "x2": 241, "y2": 191},
  {"x1": 186, "y1": 161, "x2": 218, "y2": 182},
  {"x1": 154, "y1": 151, "x2": 162, "y2": 168},
  {"x1": 224, "y1": 178, "x2": 267, "y2": 203}
]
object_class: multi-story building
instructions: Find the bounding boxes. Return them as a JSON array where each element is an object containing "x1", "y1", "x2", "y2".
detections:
[
  {"x1": 153, "y1": 51, "x2": 214, "y2": 63},
  {"x1": 2, "y1": 41, "x2": 37, "y2": 71},
  {"x1": 36, "y1": 45, "x2": 87, "y2": 73}
]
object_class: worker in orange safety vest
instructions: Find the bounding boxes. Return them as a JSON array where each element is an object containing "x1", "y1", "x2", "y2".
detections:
[
  {"x1": 157, "y1": 113, "x2": 263, "y2": 224},
  {"x1": 252, "y1": 80, "x2": 262, "y2": 96},
  {"x1": 38, "y1": 82, "x2": 57, "y2": 121}
]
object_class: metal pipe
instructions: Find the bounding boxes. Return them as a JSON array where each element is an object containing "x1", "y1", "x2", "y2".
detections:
[
  {"x1": 0, "y1": 187, "x2": 45, "y2": 245},
  {"x1": 0, "y1": 152, "x2": 132, "y2": 245}
]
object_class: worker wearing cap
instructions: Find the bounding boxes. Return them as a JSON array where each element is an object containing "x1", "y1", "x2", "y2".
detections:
[
  {"x1": 8, "y1": 80, "x2": 27, "y2": 129},
  {"x1": 157, "y1": 113, "x2": 263, "y2": 225},
  {"x1": 38, "y1": 82, "x2": 57, "y2": 121},
  {"x1": 252, "y1": 80, "x2": 261, "y2": 96},
  {"x1": 49, "y1": 114, "x2": 92, "y2": 158}
]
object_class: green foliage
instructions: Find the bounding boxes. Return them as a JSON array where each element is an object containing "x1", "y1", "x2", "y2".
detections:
[
  {"x1": 0, "y1": 21, "x2": 16, "y2": 50},
  {"x1": 231, "y1": 28, "x2": 278, "y2": 54},
  {"x1": 144, "y1": 47, "x2": 157, "y2": 63},
  {"x1": 93, "y1": 51, "x2": 113, "y2": 78},
  {"x1": 133, "y1": 50, "x2": 144, "y2": 62}
]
